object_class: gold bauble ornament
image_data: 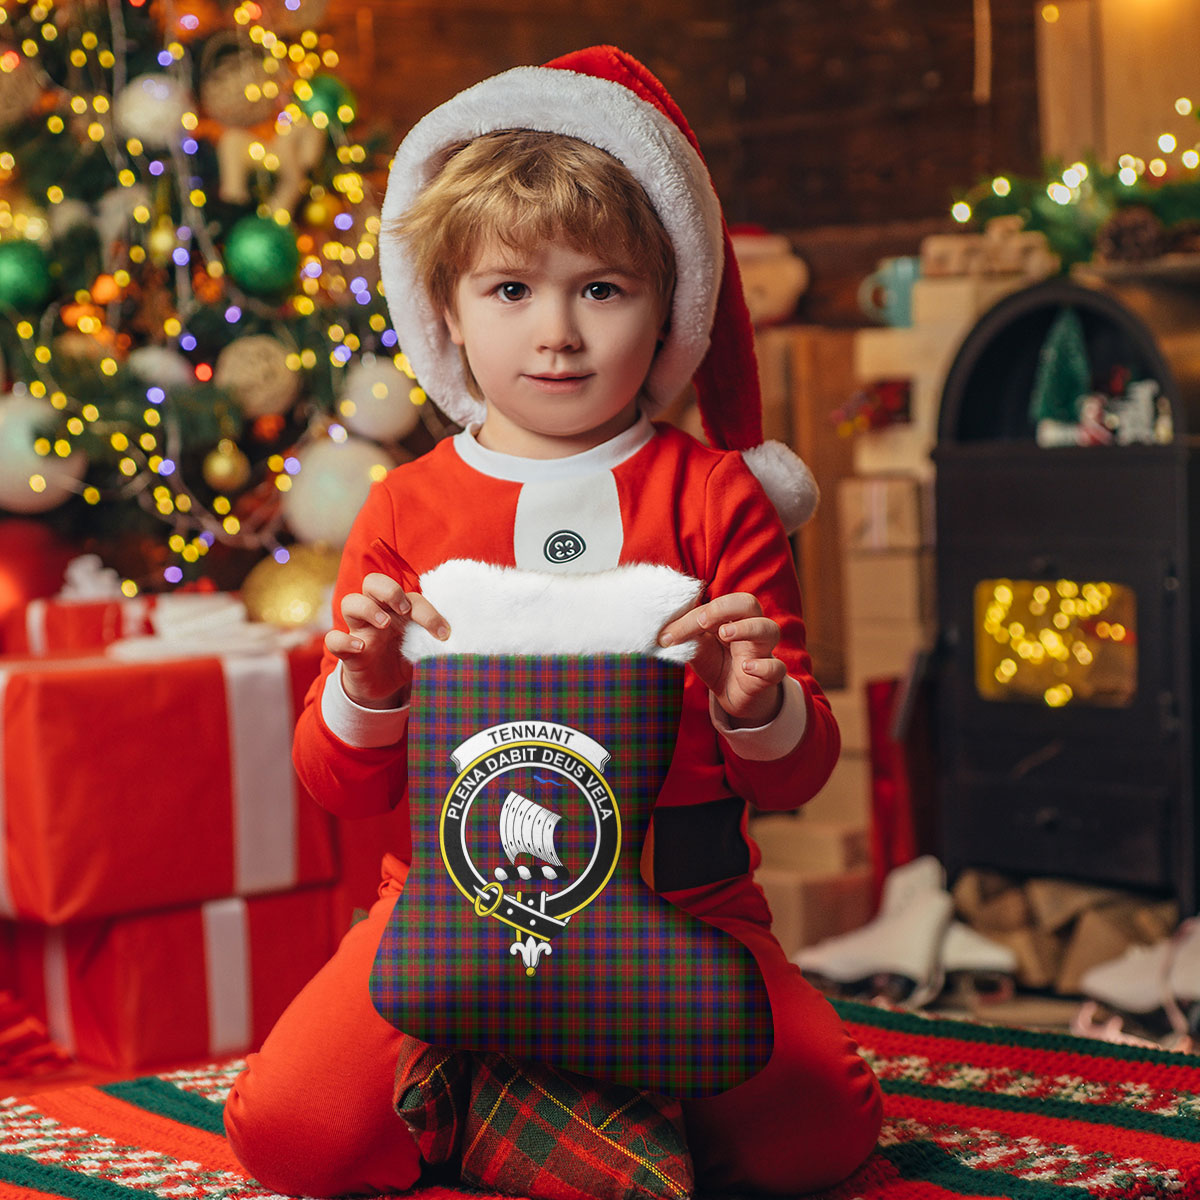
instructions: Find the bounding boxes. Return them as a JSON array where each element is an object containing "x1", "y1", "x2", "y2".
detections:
[
  {"x1": 202, "y1": 438, "x2": 252, "y2": 491},
  {"x1": 303, "y1": 197, "x2": 332, "y2": 228},
  {"x1": 200, "y1": 43, "x2": 278, "y2": 127},
  {"x1": 148, "y1": 218, "x2": 178, "y2": 267},
  {"x1": 241, "y1": 543, "x2": 340, "y2": 628},
  {"x1": 215, "y1": 333, "x2": 301, "y2": 418}
]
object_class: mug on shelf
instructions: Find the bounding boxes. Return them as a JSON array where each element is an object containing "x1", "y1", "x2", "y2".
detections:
[{"x1": 858, "y1": 255, "x2": 922, "y2": 327}]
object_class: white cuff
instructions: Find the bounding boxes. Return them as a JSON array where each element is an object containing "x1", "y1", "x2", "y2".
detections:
[
  {"x1": 320, "y1": 661, "x2": 410, "y2": 748},
  {"x1": 710, "y1": 675, "x2": 808, "y2": 761}
]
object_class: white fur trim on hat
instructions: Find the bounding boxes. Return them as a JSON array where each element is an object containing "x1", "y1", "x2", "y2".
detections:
[
  {"x1": 402, "y1": 560, "x2": 702, "y2": 662},
  {"x1": 379, "y1": 65, "x2": 724, "y2": 430},
  {"x1": 741, "y1": 441, "x2": 820, "y2": 533}
]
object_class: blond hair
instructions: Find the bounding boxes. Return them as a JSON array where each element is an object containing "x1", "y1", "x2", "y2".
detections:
[{"x1": 391, "y1": 129, "x2": 676, "y2": 326}]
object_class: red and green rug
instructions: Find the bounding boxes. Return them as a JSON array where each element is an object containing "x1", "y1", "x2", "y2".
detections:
[{"x1": 1, "y1": 998, "x2": 1199, "y2": 1200}]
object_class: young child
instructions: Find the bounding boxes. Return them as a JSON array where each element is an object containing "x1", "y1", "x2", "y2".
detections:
[{"x1": 225, "y1": 46, "x2": 882, "y2": 1197}]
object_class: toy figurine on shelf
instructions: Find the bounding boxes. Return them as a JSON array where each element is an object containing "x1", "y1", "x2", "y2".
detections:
[
  {"x1": 1029, "y1": 310, "x2": 1172, "y2": 447},
  {"x1": 832, "y1": 379, "x2": 912, "y2": 437}
]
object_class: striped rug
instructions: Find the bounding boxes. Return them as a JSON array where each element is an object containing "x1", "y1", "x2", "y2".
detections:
[{"x1": 1, "y1": 999, "x2": 1199, "y2": 1199}]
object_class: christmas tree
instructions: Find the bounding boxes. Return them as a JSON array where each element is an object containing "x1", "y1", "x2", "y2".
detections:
[{"x1": 0, "y1": 0, "x2": 441, "y2": 596}]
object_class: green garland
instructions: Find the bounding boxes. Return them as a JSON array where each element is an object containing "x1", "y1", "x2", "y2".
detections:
[{"x1": 953, "y1": 158, "x2": 1200, "y2": 267}]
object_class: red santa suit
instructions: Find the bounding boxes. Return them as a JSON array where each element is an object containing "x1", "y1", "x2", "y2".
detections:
[
  {"x1": 224, "y1": 44, "x2": 882, "y2": 1199},
  {"x1": 225, "y1": 418, "x2": 882, "y2": 1195}
]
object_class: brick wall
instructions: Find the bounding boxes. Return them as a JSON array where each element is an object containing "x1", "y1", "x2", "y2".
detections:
[{"x1": 329, "y1": 0, "x2": 1041, "y2": 238}]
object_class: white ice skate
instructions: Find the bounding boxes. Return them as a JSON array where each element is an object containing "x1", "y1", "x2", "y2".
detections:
[
  {"x1": 1077, "y1": 917, "x2": 1200, "y2": 1048},
  {"x1": 941, "y1": 920, "x2": 1018, "y2": 1004},
  {"x1": 793, "y1": 856, "x2": 954, "y2": 1008}
]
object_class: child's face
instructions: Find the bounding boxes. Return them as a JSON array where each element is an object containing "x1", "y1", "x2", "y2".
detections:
[{"x1": 443, "y1": 238, "x2": 663, "y2": 458}]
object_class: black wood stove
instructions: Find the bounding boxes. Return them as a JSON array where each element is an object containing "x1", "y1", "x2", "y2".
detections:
[{"x1": 933, "y1": 276, "x2": 1200, "y2": 913}]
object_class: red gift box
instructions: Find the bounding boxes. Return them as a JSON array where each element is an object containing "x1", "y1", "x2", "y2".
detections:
[
  {"x1": 0, "y1": 642, "x2": 338, "y2": 923},
  {"x1": 4, "y1": 597, "x2": 156, "y2": 655},
  {"x1": 12, "y1": 886, "x2": 338, "y2": 1071}
]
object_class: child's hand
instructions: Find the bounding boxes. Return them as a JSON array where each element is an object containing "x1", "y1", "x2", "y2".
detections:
[
  {"x1": 325, "y1": 573, "x2": 449, "y2": 709},
  {"x1": 658, "y1": 592, "x2": 786, "y2": 727}
]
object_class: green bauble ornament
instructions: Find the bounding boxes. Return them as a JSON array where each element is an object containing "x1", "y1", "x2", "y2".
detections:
[
  {"x1": 296, "y1": 74, "x2": 356, "y2": 128},
  {"x1": 0, "y1": 241, "x2": 53, "y2": 311},
  {"x1": 224, "y1": 215, "x2": 301, "y2": 296}
]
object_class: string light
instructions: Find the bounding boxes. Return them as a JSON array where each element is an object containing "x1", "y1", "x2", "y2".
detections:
[
  {"x1": 976, "y1": 579, "x2": 1135, "y2": 708},
  {"x1": 0, "y1": 1, "x2": 409, "y2": 588}
]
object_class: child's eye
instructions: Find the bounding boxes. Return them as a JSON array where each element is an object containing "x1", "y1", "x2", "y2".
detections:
[
  {"x1": 497, "y1": 282, "x2": 528, "y2": 301},
  {"x1": 585, "y1": 282, "x2": 619, "y2": 301}
]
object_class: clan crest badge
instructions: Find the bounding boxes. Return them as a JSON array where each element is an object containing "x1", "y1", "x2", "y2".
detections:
[{"x1": 439, "y1": 720, "x2": 621, "y2": 975}]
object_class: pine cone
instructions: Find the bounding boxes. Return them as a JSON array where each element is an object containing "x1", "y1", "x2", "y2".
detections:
[{"x1": 1095, "y1": 206, "x2": 1167, "y2": 263}]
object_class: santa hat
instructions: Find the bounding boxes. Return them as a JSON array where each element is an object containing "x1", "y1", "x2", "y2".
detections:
[{"x1": 379, "y1": 45, "x2": 818, "y2": 531}]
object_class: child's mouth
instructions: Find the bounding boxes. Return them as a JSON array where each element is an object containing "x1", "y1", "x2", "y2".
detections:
[{"x1": 526, "y1": 373, "x2": 592, "y2": 392}]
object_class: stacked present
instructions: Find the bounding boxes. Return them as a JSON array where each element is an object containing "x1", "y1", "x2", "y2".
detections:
[
  {"x1": 748, "y1": 813, "x2": 874, "y2": 960},
  {"x1": 837, "y1": 474, "x2": 935, "y2": 697},
  {"x1": 0, "y1": 581, "x2": 407, "y2": 1073}
]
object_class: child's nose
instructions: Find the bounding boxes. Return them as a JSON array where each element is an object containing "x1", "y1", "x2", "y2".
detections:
[{"x1": 536, "y1": 298, "x2": 581, "y2": 352}]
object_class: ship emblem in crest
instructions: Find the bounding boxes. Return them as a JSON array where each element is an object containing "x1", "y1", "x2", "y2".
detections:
[{"x1": 439, "y1": 721, "x2": 621, "y2": 976}]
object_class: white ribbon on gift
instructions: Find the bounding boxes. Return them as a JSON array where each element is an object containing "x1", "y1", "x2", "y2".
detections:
[
  {"x1": 202, "y1": 896, "x2": 253, "y2": 1055},
  {"x1": 42, "y1": 927, "x2": 74, "y2": 1054},
  {"x1": 0, "y1": 649, "x2": 299, "y2": 919},
  {"x1": 24, "y1": 555, "x2": 150, "y2": 654},
  {"x1": 23, "y1": 601, "x2": 49, "y2": 656},
  {"x1": 22, "y1": 595, "x2": 152, "y2": 655},
  {"x1": 221, "y1": 653, "x2": 299, "y2": 896},
  {"x1": 40, "y1": 896, "x2": 253, "y2": 1059}
]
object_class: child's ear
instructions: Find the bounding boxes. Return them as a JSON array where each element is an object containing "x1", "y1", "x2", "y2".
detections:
[{"x1": 443, "y1": 307, "x2": 464, "y2": 346}]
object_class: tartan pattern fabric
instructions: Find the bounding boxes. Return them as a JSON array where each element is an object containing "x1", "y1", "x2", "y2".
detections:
[
  {"x1": 460, "y1": 1052, "x2": 692, "y2": 1200},
  {"x1": 370, "y1": 654, "x2": 774, "y2": 1097},
  {"x1": 395, "y1": 1036, "x2": 472, "y2": 1167},
  {"x1": 393, "y1": 1034, "x2": 694, "y2": 1200}
]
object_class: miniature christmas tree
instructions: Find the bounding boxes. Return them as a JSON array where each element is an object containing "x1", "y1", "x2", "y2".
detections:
[
  {"x1": 0, "y1": 0, "x2": 439, "y2": 593},
  {"x1": 1029, "y1": 307, "x2": 1091, "y2": 426}
]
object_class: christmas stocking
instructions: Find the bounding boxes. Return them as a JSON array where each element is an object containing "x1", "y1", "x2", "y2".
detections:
[{"x1": 370, "y1": 560, "x2": 774, "y2": 1098}]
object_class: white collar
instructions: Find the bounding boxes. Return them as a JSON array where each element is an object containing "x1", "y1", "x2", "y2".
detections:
[{"x1": 451, "y1": 411, "x2": 654, "y2": 483}]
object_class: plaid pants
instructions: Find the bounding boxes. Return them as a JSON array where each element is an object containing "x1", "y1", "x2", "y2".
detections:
[
  {"x1": 226, "y1": 858, "x2": 882, "y2": 1197},
  {"x1": 395, "y1": 1035, "x2": 694, "y2": 1200}
]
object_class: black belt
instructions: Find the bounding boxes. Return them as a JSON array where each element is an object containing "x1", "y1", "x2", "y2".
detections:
[{"x1": 651, "y1": 796, "x2": 750, "y2": 892}]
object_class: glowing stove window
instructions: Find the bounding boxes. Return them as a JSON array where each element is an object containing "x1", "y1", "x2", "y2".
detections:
[{"x1": 974, "y1": 579, "x2": 1136, "y2": 707}]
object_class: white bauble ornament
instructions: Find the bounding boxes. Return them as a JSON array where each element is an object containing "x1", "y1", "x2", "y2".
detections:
[
  {"x1": 51, "y1": 330, "x2": 108, "y2": 364},
  {"x1": 127, "y1": 345, "x2": 195, "y2": 388},
  {"x1": 96, "y1": 184, "x2": 151, "y2": 264},
  {"x1": 281, "y1": 435, "x2": 392, "y2": 546},
  {"x1": 48, "y1": 199, "x2": 94, "y2": 240},
  {"x1": 113, "y1": 74, "x2": 192, "y2": 148},
  {"x1": 0, "y1": 389, "x2": 86, "y2": 514},
  {"x1": 338, "y1": 354, "x2": 421, "y2": 442},
  {"x1": 0, "y1": 53, "x2": 43, "y2": 131},
  {"x1": 215, "y1": 334, "x2": 301, "y2": 418}
]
